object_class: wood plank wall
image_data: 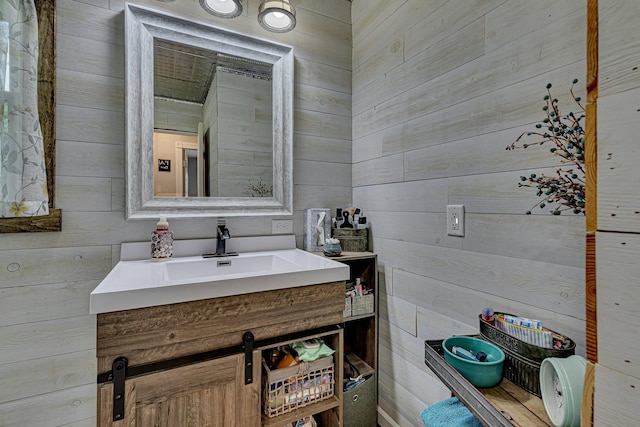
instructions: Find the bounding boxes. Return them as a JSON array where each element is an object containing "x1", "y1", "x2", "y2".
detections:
[
  {"x1": 0, "y1": 1, "x2": 351, "y2": 425},
  {"x1": 593, "y1": 1, "x2": 640, "y2": 425},
  {"x1": 351, "y1": 1, "x2": 587, "y2": 425},
  {"x1": 216, "y1": 72, "x2": 273, "y2": 196},
  {"x1": 12, "y1": 1, "x2": 640, "y2": 425}
]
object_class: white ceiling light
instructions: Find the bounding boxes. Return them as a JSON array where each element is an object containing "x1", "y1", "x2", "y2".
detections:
[
  {"x1": 258, "y1": 0, "x2": 296, "y2": 33},
  {"x1": 199, "y1": 0, "x2": 243, "y2": 18}
]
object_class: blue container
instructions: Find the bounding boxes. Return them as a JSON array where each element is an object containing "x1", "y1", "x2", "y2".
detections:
[{"x1": 443, "y1": 336, "x2": 505, "y2": 388}]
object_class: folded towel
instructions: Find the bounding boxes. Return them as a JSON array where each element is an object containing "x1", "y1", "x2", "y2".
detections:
[{"x1": 421, "y1": 397, "x2": 483, "y2": 427}]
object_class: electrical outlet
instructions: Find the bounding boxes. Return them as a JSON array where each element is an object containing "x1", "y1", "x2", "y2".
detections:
[
  {"x1": 271, "y1": 219, "x2": 293, "y2": 234},
  {"x1": 446, "y1": 205, "x2": 465, "y2": 237}
]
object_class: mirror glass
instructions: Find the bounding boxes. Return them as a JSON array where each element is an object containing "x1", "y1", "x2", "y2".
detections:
[
  {"x1": 125, "y1": 4, "x2": 293, "y2": 219},
  {"x1": 152, "y1": 39, "x2": 273, "y2": 198}
]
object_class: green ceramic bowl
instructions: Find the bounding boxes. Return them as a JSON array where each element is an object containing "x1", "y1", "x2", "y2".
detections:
[
  {"x1": 443, "y1": 336, "x2": 505, "y2": 388},
  {"x1": 323, "y1": 242, "x2": 342, "y2": 256}
]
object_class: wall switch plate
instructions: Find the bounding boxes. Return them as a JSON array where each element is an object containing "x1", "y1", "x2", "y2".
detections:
[
  {"x1": 272, "y1": 219, "x2": 293, "y2": 234},
  {"x1": 447, "y1": 205, "x2": 465, "y2": 236}
]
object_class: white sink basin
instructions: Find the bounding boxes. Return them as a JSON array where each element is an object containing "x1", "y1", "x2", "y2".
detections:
[
  {"x1": 90, "y1": 244, "x2": 349, "y2": 314},
  {"x1": 164, "y1": 254, "x2": 300, "y2": 281}
]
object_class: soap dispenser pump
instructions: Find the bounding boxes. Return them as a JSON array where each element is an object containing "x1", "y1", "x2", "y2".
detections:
[{"x1": 151, "y1": 216, "x2": 174, "y2": 260}]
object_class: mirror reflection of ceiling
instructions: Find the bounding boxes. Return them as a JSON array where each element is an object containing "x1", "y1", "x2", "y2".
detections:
[{"x1": 153, "y1": 39, "x2": 273, "y2": 105}]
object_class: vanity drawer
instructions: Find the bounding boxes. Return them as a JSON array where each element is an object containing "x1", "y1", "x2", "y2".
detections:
[{"x1": 96, "y1": 280, "x2": 345, "y2": 374}]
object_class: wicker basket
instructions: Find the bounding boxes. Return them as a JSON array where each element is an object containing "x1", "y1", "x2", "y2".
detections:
[
  {"x1": 479, "y1": 315, "x2": 575, "y2": 396},
  {"x1": 332, "y1": 228, "x2": 368, "y2": 252},
  {"x1": 343, "y1": 297, "x2": 352, "y2": 317},
  {"x1": 351, "y1": 294, "x2": 374, "y2": 316},
  {"x1": 262, "y1": 356, "x2": 335, "y2": 418}
]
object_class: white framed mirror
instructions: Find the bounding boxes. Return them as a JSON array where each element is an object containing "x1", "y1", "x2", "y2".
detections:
[{"x1": 125, "y1": 3, "x2": 294, "y2": 219}]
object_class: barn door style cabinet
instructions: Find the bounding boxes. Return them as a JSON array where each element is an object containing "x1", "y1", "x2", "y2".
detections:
[
  {"x1": 95, "y1": 281, "x2": 345, "y2": 426},
  {"x1": 97, "y1": 352, "x2": 261, "y2": 425}
]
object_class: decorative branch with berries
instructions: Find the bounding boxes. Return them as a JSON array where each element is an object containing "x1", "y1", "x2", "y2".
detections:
[
  {"x1": 243, "y1": 178, "x2": 273, "y2": 197},
  {"x1": 506, "y1": 79, "x2": 585, "y2": 215}
]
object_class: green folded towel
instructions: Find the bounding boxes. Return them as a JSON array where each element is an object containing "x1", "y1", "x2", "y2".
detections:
[{"x1": 291, "y1": 339, "x2": 334, "y2": 362}]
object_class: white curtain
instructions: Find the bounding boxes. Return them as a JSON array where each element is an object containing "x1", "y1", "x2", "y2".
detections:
[{"x1": 0, "y1": 0, "x2": 49, "y2": 218}]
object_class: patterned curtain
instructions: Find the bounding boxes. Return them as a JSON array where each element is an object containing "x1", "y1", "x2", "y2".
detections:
[{"x1": 0, "y1": 0, "x2": 48, "y2": 217}]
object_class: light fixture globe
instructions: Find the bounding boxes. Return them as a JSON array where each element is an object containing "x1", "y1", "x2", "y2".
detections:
[
  {"x1": 258, "y1": 0, "x2": 296, "y2": 33},
  {"x1": 199, "y1": 0, "x2": 243, "y2": 18}
]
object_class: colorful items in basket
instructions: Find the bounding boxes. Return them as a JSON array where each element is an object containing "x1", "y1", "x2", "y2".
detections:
[
  {"x1": 343, "y1": 354, "x2": 374, "y2": 392},
  {"x1": 268, "y1": 346, "x2": 299, "y2": 369},
  {"x1": 267, "y1": 340, "x2": 335, "y2": 370},
  {"x1": 263, "y1": 348, "x2": 335, "y2": 416},
  {"x1": 478, "y1": 311, "x2": 576, "y2": 397},
  {"x1": 283, "y1": 415, "x2": 317, "y2": 427},
  {"x1": 345, "y1": 278, "x2": 371, "y2": 299},
  {"x1": 292, "y1": 339, "x2": 335, "y2": 362},
  {"x1": 267, "y1": 372, "x2": 333, "y2": 409},
  {"x1": 332, "y1": 206, "x2": 368, "y2": 230},
  {"x1": 480, "y1": 309, "x2": 571, "y2": 350},
  {"x1": 481, "y1": 307, "x2": 494, "y2": 322},
  {"x1": 285, "y1": 374, "x2": 331, "y2": 399},
  {"x1": 344, "y1": 277, "x2": 374, "y2": 317},
  {"x1": 452, "y1": 346, "x2": 488, "y2": 362}
]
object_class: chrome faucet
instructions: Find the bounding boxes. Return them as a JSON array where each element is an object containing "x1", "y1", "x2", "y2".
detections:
[
  {"x1": 216, "y1": 219, "x2": 230, "y2": 256},
  {"x1": 202, "y1": 219, "x2": 239, "y2": 258}
]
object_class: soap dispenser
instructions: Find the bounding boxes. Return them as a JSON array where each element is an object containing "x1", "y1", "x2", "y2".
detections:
[{"x1": 151, "y1": 216, "x2": 174, "y2": 260}]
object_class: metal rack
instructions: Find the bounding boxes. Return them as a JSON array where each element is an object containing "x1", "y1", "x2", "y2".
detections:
[{"x1": 425, "y1": 339, "x2": 552, "y2": 427}]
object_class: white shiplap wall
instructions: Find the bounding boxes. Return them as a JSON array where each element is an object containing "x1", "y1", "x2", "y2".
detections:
[
  {"x1": 11, "y1": 1, "x2": 636, "y2": 425},
  {"x1": 0, "y1": 0, "x2": 351, "y2": 425},
  {"x1": 594, "y1": 1, "x2": 640, "y2": 425},
  {"x1": 216, "y1": 72, "x2": 274, "y2": 196},
  {"x1": 351, "y1": 0, "x2": 587, "y2": 425}
]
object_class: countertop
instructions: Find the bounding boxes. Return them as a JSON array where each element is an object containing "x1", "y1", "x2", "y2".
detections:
[{"x1": 90, "y1": 236, "x2": 349, "y2": 314}]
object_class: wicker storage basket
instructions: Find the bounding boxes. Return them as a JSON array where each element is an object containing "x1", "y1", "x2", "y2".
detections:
[
  {"x1": 350, "y1": 294, "x2": 374, "y2": 316},
  {"x1": 262, "y1": 355, "x2": 335, "y2": 418},
  {"x1": 479, "y1": 315, "x2": 575, "y2": 396},
  {"x1": 332, "y1": 228, "x2": 368, "y2": 252},
  {"x1": 343, "y1": 297, "x2": 352, "y2": 317}
]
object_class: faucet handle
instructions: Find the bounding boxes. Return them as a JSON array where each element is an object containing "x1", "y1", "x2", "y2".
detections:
[{"x1": 217, "y1": 218, "x2": 230, "y2": 239}]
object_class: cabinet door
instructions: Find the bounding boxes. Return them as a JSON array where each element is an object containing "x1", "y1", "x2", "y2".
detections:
[{"x1": 97, "y1": 351, "x2": 260, "y2": 426}]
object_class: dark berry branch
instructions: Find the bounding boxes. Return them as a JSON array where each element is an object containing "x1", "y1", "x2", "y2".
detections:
[{"x1": 507, "y1": 80, "x2": 585, "y2": 215}]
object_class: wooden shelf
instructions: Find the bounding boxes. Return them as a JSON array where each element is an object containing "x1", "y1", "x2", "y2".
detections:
[
  {"x1": 425, "y1": 339, "x2": 553, "y2": 427},
  {"x1": 261, "y1": 395, "x2": 340, "y2": 427},
  {"x1": 344, "y1": 312, "x2": 375, "y2": 321}
]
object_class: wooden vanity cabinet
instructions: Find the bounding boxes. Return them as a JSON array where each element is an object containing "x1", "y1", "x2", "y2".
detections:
[{"x1": 96, "y1": 281, "x2": 345, "y2": 427}]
